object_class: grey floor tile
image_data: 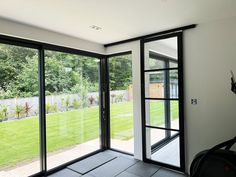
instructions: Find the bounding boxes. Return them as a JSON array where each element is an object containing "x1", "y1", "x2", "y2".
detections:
[
  {"x1": 81, "y1": 174, "x2": 95, "y2": 177},
  {"x1": 103, "y1": 150, "x2": 123, "y2": 156},
  {"x1": 47, "y1": 169, "x2": 81, "y2": 177},
  {"x1": 152, "y1": 168, "x2": 186, "y2": 177},
  {"x1": 126, "y1": 161, "x2": 160, "y2": 177},
  {"x1": 116, "y1": 171, "x2": 140, "y2": 177},
  {"x1": 89, "y1": 156, "x2": 137, "y2": 177},
  {"x1": 67, "y1": 152, "x2": 117, "y2": 174},
  {"x1": 103, "y1": 150, "x2": 135, "y2": 160}
]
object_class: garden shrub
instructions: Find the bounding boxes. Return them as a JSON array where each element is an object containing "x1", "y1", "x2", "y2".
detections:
[
  {"x1": 72, "y1": 98, "x2": 80, "y2": 109},
  {"x1": 24, "y1": 102, "x2": 32, "y2": 117},
  {"x1": 15, "y1": 104, "x2": 24, "y2": 119},
  {"x1": 0, "y1": 105, "x2": 8, "y2": 121},
  {"x1": 45, "y1": 103, "x2": 51, "y2": 114},
  {"x1": 51, "y1": 103, "x2": 58, "y2": 113}
]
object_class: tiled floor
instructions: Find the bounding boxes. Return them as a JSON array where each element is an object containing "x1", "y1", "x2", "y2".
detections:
[{"x1": 47, "y1": 150, "x2": 186, "y2": 177}]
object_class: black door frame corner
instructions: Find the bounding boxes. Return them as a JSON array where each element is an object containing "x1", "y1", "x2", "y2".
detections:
[{"x1": 140, "y1": 32, "x2": 186, "y2": 172}]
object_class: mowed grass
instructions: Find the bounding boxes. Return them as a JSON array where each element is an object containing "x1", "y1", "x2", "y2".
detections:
[{"x1": 0, "y1": 101, "x2": 178, "y2": 168}]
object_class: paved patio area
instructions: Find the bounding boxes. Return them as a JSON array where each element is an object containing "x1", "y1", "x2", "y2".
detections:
[
  {"x1": 111, "y1": 138, "x2": 134, "y2": 154},
  {"x1": 146, "y1": 119, "x2": 180, "y2": 167},
  {"x1": 0, "y1": 139, "x2": 99, "y2": 177},
  {"x1": 152, "y1": 137, "x2": 180, "y2": 167}
]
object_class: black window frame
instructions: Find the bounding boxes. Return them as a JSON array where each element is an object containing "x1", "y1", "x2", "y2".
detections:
[
  {"x1": 0, "y1": 34, "x2": 105, "y2": 177},
  {"x1": 140, "y1": 32, "x2": 185, "y2": 172}
]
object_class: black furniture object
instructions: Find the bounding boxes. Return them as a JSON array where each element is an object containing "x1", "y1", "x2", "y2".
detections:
[{"x1": 190, "y1": 137, "x2": 236, "y2": 177}]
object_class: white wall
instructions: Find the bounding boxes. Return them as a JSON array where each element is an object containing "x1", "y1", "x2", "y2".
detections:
[
  {"x1": 0, "y1": 17, "x2": 105, "y2": 54},
  {"x1": 106, "y1": 17, "x2": 236, "y2": 173},
  {"x1": 184, "y1": 17, "x2": 236, "y2": 171}
]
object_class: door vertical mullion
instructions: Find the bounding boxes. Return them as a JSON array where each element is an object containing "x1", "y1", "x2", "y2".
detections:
[
  {"x1": 38, "y1": 47, "x2": 47, "y2": 173},
  {"x1": 177, "y1": 32, "x2": 185, "y2": 171},
  {"x1": 105, "y1": 58, "x2": 111, "y2": 149},
  {"x1": 164, "y1": 61, "x2": 171, "y2": 138},
  {"x1": 140, "y1": 40, "x2": 147, "y2": 162},
  {"x1": 100, "y1": 57, "x2": 110, "y2": 150}
]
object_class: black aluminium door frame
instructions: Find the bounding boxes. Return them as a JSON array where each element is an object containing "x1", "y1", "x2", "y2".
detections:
[
  {"x1": 105, "y1": 51, "x2": 133, "y2": 155},
  {"x1": 0, "y1": 34, "x2": 105, "y2": 177},
  {"x1": 140, "y1": 32, "x2": 185, "y2": 172},
  {"x1": 100, "y1": 57, "x2": 110, "y2": 150}
]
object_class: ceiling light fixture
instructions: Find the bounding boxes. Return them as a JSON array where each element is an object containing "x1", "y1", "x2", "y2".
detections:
[{"x1": 90, "y1": 25, "x2": 102, "y2": 31}]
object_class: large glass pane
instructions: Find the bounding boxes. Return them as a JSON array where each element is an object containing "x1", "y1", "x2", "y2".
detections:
[
  {"x1": 145, "y1": 70, "x2": 178, "y2": 99},
  {"x1": 0, "y1": 44, "x2": 40, "y2": 176},
  {"x1": 145, "y1": 71, "x2": 165, "y2": 98},
  {"x1": 145, "y1": 100, "x2": 179, "y2": 129},
  {"x1": 171, "y1": 101, "x2": 179, "y2": 130},
  {"x1": 109, "y1": 54, "x2": 134, "y2": 154},
  {"x1": 147, "y1": 55, "x2": 165, "y2": 70},
  {"x1": 170, "y1": 61, "x2": 178, "y2": 68},
  {"x1": 45, "y1": 50, "x2": 100, "y2": 169},
  {"x1": 170, "y1": 70, "x2": 179, "y2": 98},
  {"x1": 144, "y1": 37, "x2": 178, "y2": 70},
  {"x1": 145, "y1": 100, "x2": 165, "y2": 127},
  {"x1": 146, "y1": 128, "x2": 180, "y2": 167}
]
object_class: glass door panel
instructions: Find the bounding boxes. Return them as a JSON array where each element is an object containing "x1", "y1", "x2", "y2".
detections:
[
  {"x1": 142, "y1": 34, "x2": 184, "y2": 170},
  {"x1": 109, "y1": 53, "x2": 134, "y2": 154},
  {"x1": 44, "y1": 50, "x2": 100, "y2": 169},
  {"x1": 0, "y1": 43, "x2": 40, "y2": 176}
]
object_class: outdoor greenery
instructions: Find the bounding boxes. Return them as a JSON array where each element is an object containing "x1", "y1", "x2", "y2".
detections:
[
  {"x1": 0, "y1": 44, "x2": 132, "y2": 99},
  {"x1": 0, "y1": 105, "x2": 7, "y2": 122},
  {"x1": 0, "y1": 101, "x2": 178, "y2": 168},
  {"x1": 0, "y1": 44, "x2": 98, "y2": 98},
  {"x1": 0, "y1": 43, "x2": 135, "y2": 169},
  {"x1": 109, "y1": 55, "x2": 132, "y2": 90}
]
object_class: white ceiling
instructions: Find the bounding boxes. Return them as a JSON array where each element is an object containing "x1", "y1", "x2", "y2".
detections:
[{"x1": 0, "y1": 0, "x2": 236, "y2": 44}]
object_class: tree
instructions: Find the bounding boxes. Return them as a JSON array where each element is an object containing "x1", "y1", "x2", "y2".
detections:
[
  {"x1": 0, "y1": 44, "x2": 100, "y2": 99},
  {"x1": 46, "y1": 51, "x2": 99, "y2": 88},
  {"x1": 16, "y1": 56, "x2": 39, "y2": 97},
  {"x1": 0, "y1": 44, "x2": 36, "y2": 91},
  {"x1": 0, "y1": 60, "x2": 17, "y2": 90},
  {"x1": 109, "y1": 55, "x2": 132, "y2": 90},
  {"x1": 45, "y1": 56, "x2": 73, "y2": 94}
]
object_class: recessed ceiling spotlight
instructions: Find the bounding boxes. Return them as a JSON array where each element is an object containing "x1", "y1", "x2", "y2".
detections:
[{"x1": 90, "y1": 25, "x2": 102, "y2": 31}]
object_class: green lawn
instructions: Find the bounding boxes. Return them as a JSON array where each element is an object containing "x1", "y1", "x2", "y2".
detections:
[{"x1": 0, "y1": 101, "x2": 178, "y2": 168}]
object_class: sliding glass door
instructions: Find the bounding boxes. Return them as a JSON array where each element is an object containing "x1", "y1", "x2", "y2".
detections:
[
  {"x1": 44, "y1": 50, "x2": 101, "y2": 169},
  {"x1": 0, "y1": 35, "x2": 103, "y2": 176},
  {"x1": 0, "y1": 43, "x2": 40, "y2": 176},
  {"x1": 108, "y1": 52, "x2": 134, "y2": 154},
  {"x1": 141, "y1": 33, "x2": 185, "y2": 171}
]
